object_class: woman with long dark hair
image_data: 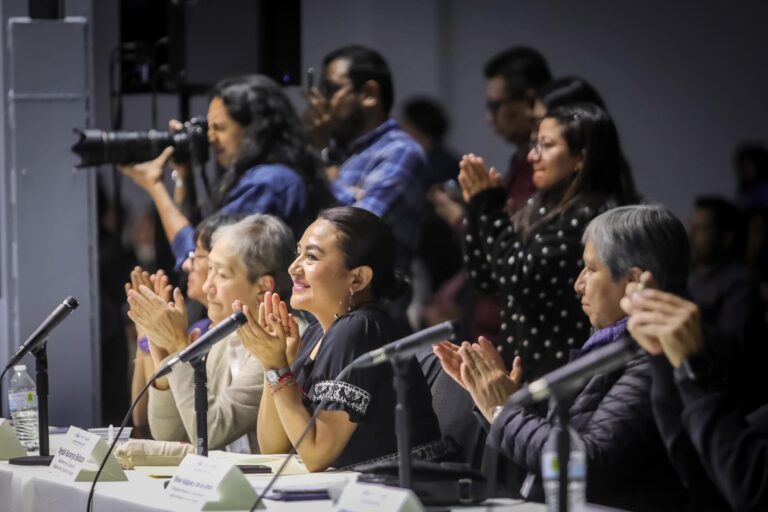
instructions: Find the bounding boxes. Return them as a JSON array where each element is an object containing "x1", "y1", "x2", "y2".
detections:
[
  {"x1": 460, "y1": 102, "x2": 639, "y2": 380},
  {"x1": 235, "y1": 206, "x2": 441, "y2": 471},
  {"x1": 120, "y1": 75, "x2": 334, "y2": 270}
]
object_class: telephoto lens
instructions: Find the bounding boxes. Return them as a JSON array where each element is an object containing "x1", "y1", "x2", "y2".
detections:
[{"x1": 71, "y1": 119, "x2": 208, "y2": 167}]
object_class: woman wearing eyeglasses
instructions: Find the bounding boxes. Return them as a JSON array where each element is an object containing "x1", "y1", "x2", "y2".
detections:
[
  {"x1": 119, "y1": 75, "x2": 335, "y2": 272},
  {"x1": 459, "y1": 103, "x2": 639, "y2": 381}
]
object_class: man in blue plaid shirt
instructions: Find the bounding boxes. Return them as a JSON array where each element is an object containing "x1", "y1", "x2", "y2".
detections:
[{"x1": 306, "y1": 45, "x2": 431, "y2": 275}]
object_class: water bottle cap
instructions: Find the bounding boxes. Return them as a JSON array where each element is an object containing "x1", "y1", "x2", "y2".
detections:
[{"x1": 13, "y1": 364, "x2": 26, "y2": 371}]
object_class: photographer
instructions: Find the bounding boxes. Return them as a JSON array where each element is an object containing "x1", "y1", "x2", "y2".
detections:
[{"x1": 120, "y1": 75, "x2": 334, "y2": 270}]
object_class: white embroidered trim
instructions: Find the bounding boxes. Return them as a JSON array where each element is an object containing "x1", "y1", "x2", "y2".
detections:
[{"x1": 313, "y1": 380, "x2": 372, "y2": 416}]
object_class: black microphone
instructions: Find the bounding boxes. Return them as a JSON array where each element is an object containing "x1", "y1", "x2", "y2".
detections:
[
  {"x1": 350, "y1": 321, "x2": 454, "y2": 368},
  {"x1": 155, "y1": 311, "x2": 247, "y2": 378},
  {"x1": 506, "y1": 334, "x2": 643, "y2": 407},
  {"x1": 5, "y1": 296, "x2": 79, "y2": 370}
]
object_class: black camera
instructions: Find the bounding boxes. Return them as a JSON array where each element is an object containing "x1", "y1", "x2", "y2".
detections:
[{"x1": 71, "y1": 118, "x2": 209, "y2": 168}]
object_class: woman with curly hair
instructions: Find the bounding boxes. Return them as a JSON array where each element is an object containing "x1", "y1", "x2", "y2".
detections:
[{"x1": 120, "y1": 74, "x2": 335, "y2": 269}]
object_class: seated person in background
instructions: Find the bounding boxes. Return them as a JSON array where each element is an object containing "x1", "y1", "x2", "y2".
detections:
[
  {"x1": 688, "y1": 196, "x2": 766, "y2": 345},
  {"x1": 120, "y1": 74, "x2": 334, "y2": 271},
  {"x1": 127, "y1": 214, "x2": 295, "y2": 451},
  {"x1": 435, "y1": 205, "x2": 688, "y2": 511},
  {"x1": 127, "y1": 213, "x2": 243, "y2": 437},
  {"x1": 624, "y1": 273, "x2": 768, "y2": 511},
  {"x1": 236, "y1": 206, "x2": 442, "y2": 471}
]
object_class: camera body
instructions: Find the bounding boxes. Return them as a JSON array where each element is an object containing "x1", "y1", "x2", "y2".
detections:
[{"x1": 71, "y1": 118, "x2": 209, "y2": 168}]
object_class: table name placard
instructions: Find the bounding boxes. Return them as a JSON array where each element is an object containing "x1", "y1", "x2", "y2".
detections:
[
  {"x1": 334, "y1": 481, "x2": 425, "y2": 512},
  {"x1": 164, "y1": 453, "x2": 260, "y2": 511},
  {"x1": 0, "y1": 419, "x2": 25, "y2": 460},
  {"x1": 49, "y1": 426, "x2": 127, "y2": 482}
]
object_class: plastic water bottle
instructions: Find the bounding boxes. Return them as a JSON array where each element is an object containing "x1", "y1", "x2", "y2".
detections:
[
  {"x1": 7, "y1": 365, "x2": 39, "y2": 451},
  {"x1": 541, "y1": 424, "x2": 586, "y2": 511}
]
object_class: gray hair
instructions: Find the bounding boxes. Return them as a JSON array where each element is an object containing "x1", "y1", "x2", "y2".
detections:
[
  {"x1": 582, "y1": 204, "x2": 689, "y2": 293},
  {"x1": 211, "y1": 214, "x2": 295, "y2": 298}
]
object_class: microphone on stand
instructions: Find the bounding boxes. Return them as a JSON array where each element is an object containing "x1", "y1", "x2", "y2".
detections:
[
  {"x1": 154, "y1": 311, "x2": 247, "y2": 378},
  {"x1": 4, "y1": 296, "x2": 79, "y2": 371},
  {"x1": 350, "y1": 321, "x2": 455, "y2": 368},
  {"x1": 506, "y1": 334, "x2": 642, "y2": 408}
]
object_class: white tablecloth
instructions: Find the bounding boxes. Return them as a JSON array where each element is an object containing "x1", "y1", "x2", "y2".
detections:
[{"x1": 0, "y1": 458, "x2": 545, "y2": 511}]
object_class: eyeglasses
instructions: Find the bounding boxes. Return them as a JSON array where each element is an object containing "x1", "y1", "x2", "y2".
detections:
[
  {"x1": 318, "y1": 80, "x2": 346, "y2": 99},
  {"x1": 187, "y1": 251, "x2": 209, "y2": 267},
  {"x1": 485, "y1": 98, "x2": 509, "y2": 114},
  {"x1": 527, "y1": 140, "x2": 557, "y2": 157}
]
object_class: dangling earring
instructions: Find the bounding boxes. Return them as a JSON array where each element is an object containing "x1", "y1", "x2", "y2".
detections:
[{"x1": 348, "y1": 290, "x2": 354, "y2": 313}]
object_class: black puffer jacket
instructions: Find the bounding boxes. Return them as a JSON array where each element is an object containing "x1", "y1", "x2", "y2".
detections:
[{"x1": 488, "y1": 350, "x2": 687, "y2": 511}]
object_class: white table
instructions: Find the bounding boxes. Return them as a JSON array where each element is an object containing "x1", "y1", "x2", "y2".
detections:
[{"x1": 0, "y1": 459, "x2": 545, "y2": 511}]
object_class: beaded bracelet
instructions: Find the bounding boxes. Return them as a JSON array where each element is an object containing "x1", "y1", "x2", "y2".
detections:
[{"x1": 270, "y1": 377, "x2": 297, "y2": 396}]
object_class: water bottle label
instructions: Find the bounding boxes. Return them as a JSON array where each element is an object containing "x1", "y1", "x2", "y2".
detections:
[
  {"x1": 542, "y1": 451, "x2": 560, "y2": 479},
  {"x1": 569, "y1": 451, "x2": 586, "y2": 479},
  {"x1": 8, "y1": 391, "x2": 37, "y2": 412}
]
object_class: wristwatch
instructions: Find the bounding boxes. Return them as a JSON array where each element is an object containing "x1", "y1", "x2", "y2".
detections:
[
  {"x1": 674, "y1": 351, "x2": 714, "y2": 383},
  {"x1": 266, "y1": 367, "x2": 293, "y2": 387}
]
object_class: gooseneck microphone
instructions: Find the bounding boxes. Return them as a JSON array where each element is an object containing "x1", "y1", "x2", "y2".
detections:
[
  {"x1": 350, "y1": 321, "x2": 455, "y2": 368},
  {"x1": 155, "y1": 311, "x2": 247, "y2": 378},
  {"x1": 4, "y1": 296, "x2": 79, "y2": 371},
  {"x1": 507, "y1": 334, "x2": 643, "y2": 407}
]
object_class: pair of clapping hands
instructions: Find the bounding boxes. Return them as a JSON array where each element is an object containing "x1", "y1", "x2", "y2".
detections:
[
  {"x1": 433, "y1": 271, "x2": 705, "y2": 423},
  {"x1": 125, "y1": 266, "x2": 194, "y2": 359},
  {"x1": 233, "y1": 291, "x2": 302, "y2": 370}
]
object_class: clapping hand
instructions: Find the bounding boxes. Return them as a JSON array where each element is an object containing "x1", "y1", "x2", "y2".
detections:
[
  {"x1": 235, "y1": 291, "x2": 300, "y2": 369},
  {"x1": 125, "y1": 266, "x2": 172, "y2": 339},
  {"x1": 621, "y1": 271, "x2": 704, "y2": 367},
  {"x1": 127, "y1": 285, "x2": 189, "y2": 356},
  {"x1": 435, "y1": 337, "x2": 523, "y2": 421},
  {"x1": 458, "y1": 154, "x2": 503, "y2": 203}
]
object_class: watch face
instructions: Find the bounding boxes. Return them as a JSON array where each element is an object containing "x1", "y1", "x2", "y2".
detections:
[{"x1": 266, "y1": 369, "x2": 280, "y2": 384}]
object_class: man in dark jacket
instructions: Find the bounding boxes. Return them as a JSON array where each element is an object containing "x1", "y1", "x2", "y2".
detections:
[{"x1": 624, "y1": 273, "x2": 768, "y2": 512}]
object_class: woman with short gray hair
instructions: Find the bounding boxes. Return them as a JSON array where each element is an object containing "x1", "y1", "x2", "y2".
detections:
[
  {"x1": 435, "y1": 204, "x2": 688, "y2": 510},
  {"x1": 131, "y1": 213, "x2": 295, "y2": 452}
]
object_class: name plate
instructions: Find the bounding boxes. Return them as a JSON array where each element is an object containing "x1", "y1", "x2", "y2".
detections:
[
  {"x1": 164, "y1": 453, "x2": 260, "y2": 511},
  {"x1": 49, "y1": 426, "x2": 127, "y2": 482},
  {"x1": 334, "y1": 482, "x2": 425, "y2": 512},
  {"x1": 0, "y1": 419, "x2": 25, "y2": 460}
]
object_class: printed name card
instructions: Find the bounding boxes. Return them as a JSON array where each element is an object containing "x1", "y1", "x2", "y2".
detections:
[
  {"x1": 334, "y1": 482, "x2": 425, "y2": 512},
  {"x1": 164, "y1": 453, "x2": 260, "y2": 511},
  {"x1": 49, "y1": 426, "x2": 127, "y2": 482},
  {"x1": 0, "y1": 419, "x2": 26, "y2": 460}
]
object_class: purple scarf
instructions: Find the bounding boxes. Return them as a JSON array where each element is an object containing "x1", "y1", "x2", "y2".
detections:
[{"x1": 576, "y1": 316, "x2": 629, "y2": 357}]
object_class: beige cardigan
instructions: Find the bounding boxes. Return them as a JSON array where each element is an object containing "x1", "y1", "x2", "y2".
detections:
[{"x1": 147, "y1": 333, "x2": 264, "y2": 451}]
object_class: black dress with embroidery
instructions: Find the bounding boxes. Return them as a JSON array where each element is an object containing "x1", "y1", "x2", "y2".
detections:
[
  {"x1": 291, "y1": 304, "x2": 441, "y2": 468},
  {"x1": 464, "y1": 187, "x2": 611, "y2": 380}
]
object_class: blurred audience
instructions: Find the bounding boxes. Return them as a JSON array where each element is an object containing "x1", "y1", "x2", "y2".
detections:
[
  {"x1": 484, "y1": 47, "x2": 552, "y2": 213},
  {"x1": 734, "y1": 142, "x2": 768, "y2": 210},
  {"x1": 688, "y1": 196, "x2": 766, "y2": 344}
]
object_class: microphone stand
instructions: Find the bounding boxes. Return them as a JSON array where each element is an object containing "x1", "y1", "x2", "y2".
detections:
[
  {"x1": 191, "y1": 355, "x2": 208, "y2": 456},
  {"x1": 9, "y1": 341, "x2": 53, "y2": 465},
  {"x1": 551, "y1": 395, "x2": 575, "y2": 512},
  {"x1": 391, "y1": 357, "x2": 413, "y2": 489}
]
